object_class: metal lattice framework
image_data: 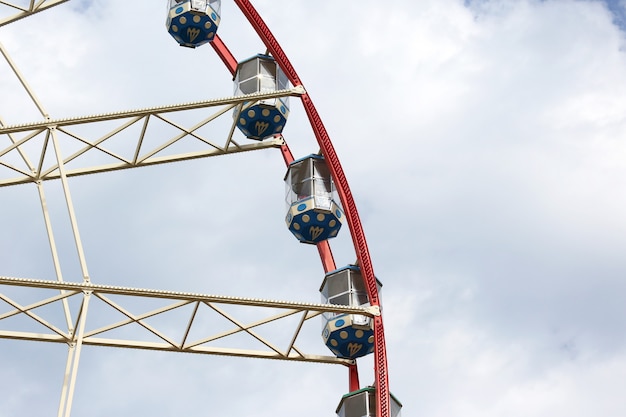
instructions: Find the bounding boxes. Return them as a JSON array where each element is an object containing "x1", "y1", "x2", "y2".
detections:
[
  {"x1": 0, "y1": 2, "x2": 393, "y2": 417},
  {"x1": 0, "y1": 0, "x2": 70, "y2": 27},
  {"x1": 0, "y1": 275, "x2": 375, "y2": 363},
  {"x1": 0, "y1": 87, "x2": 304, "y2": 187}
]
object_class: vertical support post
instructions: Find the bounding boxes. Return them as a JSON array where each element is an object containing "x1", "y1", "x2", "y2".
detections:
[
  {"x1": 50, "y1": 127, "x2": 90, "y2": 283},
  {"x1": 57, "y1": 291, "x2": 91, "y2": 417},
  {"x1": 57, "y1": 344, "x2": 75, "y2": 417},
  {"x1": 37, "y1": 180, "x2": 74, "y2": 332}
]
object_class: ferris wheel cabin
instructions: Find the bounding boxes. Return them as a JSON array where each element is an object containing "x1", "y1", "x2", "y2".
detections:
[
  {"x1": 320, "y1": 265, "x2": 382, "y2": 359},
  {"x1": 336, "y1": 387, "x2": 403, "y2": 417},
  {"x1": 284, "y1": 154, "x2": 344, "y2": 244},
  {"x1": 233, "y1": 54, "x2": 290, "y2": 140},
  {"x1": 166, "y1": 0, "x2": 221, "y2": 48}
]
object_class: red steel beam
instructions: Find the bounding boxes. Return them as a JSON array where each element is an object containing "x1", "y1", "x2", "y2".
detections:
[
  {"x1": 210, "y1": 15, "x2": 337, "y2": 278},
  {"x1": 231, "y1": 2, "x2": 391, "y2": 417},
  {"x1": 211, "y1": 34, "x2": 238, "y2": 75}
]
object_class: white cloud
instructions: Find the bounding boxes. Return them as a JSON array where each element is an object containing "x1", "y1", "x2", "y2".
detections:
[{"x1": 2, "y1": 1, "x2": 626, "y2": 416}]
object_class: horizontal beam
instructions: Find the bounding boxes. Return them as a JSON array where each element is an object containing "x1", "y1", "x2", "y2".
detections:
[
  {"x1": 0, "y1": 137, "x2": 284, "y2": 187},
  {"x1": 0, "y1": 275, "x2": 369, "y2": 366},
  {"x1": 0, "y1": 88, "x2": 305, "y2": 135},
  {"x1": 0, "y1": 330, "x2": 354, "y2": 365},
  {"x1": 0, "y1": 87, "x2": 306, "y2": 187},
  {"x1": 0, "y1": 275, "x2": 378, "y2": 316}
]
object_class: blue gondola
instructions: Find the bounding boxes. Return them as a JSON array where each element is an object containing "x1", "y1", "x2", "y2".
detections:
[
  {"x1": 284, "y1": 154, "x2": 343, "y2": 244},
  {"x1": 320, "y1": 265, "x2": 382, "y2": 359},
  {"x1": 166, "y1": 0, "x2": 221, "y2": 48},
  {"x1": 233, "y1": 54, "x2": 290, "y2": 140}
]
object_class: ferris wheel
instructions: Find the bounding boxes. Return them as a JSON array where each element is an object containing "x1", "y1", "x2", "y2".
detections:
[{"x1": 0, "y1": 1, "x2": 400, "y2": 416}]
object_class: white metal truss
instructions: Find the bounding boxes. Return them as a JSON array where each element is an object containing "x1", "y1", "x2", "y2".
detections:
[
  {"x1": 0, "y1": 275, "x2": 377, "y2": 417},
  {"x1": 0, "y1": 87, "x2": 305, "y2": 187},
  {"x1": 0, "y1": 0, "x2": 71, "y2": 27},
  {"x1": 0, "y1": 275, "x2": 374, "y2": 364}
]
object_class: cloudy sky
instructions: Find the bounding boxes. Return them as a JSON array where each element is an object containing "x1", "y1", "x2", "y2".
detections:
[{"x1": 1, "y1": 0, "x2": 626, "y2": 416}]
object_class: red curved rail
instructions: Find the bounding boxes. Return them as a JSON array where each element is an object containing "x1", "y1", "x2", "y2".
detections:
[{"x1": 212, "y1": 3, "x2": 391, "y2": 416}]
